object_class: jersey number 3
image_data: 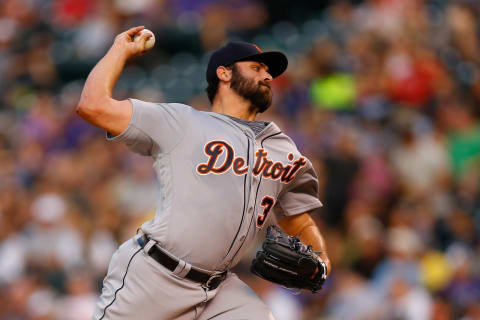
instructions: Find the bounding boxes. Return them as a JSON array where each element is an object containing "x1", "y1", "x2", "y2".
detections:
[{"x1": 257, "y1": 196, "x2": 275, "y2": 228}]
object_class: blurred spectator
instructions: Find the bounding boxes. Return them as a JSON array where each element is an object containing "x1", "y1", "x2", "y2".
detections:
[
  {"x1": 389, "y1": 108, "x2": 450, "y2": 198},
  {"x1": 325, "y1": 271, "x2": 380, "y2": 320},
  {"x1": 371, "y1": 227, "x2": 423, "y2": 295},
  {"x1": 28, "y1": 192, "x2": 84, "y2": 272},
  {"x1": 382, "y1": 276, "x2": 432, "y2": 320},
  {"x1": 444, "y1": 244, "x2": 480, "y2": 312},
  {"x1": 54, "y1": 270, "x2": 96, "y2": 320}
]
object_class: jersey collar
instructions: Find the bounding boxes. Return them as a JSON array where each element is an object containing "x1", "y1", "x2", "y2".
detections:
[{"x1": 206, "y1": 112, "x2": 282, "y2": 139}]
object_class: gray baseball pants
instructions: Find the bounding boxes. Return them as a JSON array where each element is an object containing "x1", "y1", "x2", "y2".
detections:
[{"x1": 92, "y1": 236, "x2": 275, "y2": 320}]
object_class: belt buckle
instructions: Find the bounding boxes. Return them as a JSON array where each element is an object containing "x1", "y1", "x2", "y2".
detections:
[{"x1": 203, "y1": 272, "x2": 226, "y2": 291}]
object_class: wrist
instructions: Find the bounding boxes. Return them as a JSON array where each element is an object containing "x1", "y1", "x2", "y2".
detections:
[
  {"x1": 108, "y1": 43, "x2": 130, "y2": 63},
  {"x1": 318, "y1": 253, "x2": 331, "y2": 276}
]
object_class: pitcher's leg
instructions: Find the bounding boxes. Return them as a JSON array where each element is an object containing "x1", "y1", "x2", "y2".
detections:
[
  {"x1": 92, "y1": 239, "x2": 140, "y2": 320},
  {"x1": 92, "y1": 238, "x2": 204, "y2": 320},
  {"x1": 197, "y1": 273, "x2": 275, "y2": 320}
]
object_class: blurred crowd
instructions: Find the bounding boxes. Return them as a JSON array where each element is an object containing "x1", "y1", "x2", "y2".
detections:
[{"x1": 1, "y1": 0, "x2": 480, "y2": 319}]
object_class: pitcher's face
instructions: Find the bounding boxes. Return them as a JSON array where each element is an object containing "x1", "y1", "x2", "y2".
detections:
[{"x1": 230, "y1": 61, "x2": 273, "y2": 113}]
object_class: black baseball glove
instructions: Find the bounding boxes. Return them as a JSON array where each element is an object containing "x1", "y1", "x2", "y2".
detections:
[{"x1": 251, "y1": 225, "x2": 328, "y2": 293}]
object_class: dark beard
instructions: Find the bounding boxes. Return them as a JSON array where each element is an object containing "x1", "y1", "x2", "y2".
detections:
[{"x1": 230, "y1": 64, "x2": 272, "y2": 113}]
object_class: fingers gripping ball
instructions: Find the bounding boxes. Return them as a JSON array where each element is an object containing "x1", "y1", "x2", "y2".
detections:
[{"x1": 134, "y1": 29, "x2": 155, "y2": 53}]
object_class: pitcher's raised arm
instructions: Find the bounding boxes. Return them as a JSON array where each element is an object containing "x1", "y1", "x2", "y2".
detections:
[{"x1": 76, "y1": 26, "x2": 153, "y2": 136}]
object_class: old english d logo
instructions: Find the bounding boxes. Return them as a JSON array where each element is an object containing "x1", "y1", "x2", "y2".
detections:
[{"x1": 252, "y1": 44, "x2": 262, "y2": 53}]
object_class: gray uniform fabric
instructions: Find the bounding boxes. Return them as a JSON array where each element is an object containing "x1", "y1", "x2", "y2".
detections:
[
  {"x1": 93, "y1": 99, "x2": 322, "y2": 319},
  {"x1": 226, "y1": 115, "x2": 269, "y2": 136}
]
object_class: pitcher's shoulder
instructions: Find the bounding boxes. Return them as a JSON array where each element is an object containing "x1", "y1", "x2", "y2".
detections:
[{"x1": 261, "y1": 127, "x2": 300, "y2": 150}]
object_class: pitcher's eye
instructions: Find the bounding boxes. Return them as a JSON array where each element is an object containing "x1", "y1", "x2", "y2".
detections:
[{"x1": 252, "y1": 66, "x2": 260, "y2": 71}]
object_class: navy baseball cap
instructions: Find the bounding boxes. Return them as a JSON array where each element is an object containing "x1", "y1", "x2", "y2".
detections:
[{"x1": 206, "y1": 41, "x2": 288, "y2": 84}]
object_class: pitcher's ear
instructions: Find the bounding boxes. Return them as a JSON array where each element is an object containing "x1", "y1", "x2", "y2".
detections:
[{"x1": 217, "y1": 66, "x2": 232, "y2": 82}]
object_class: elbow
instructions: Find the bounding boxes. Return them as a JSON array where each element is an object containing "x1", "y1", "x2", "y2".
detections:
[
  {"x1": 75, "y1": 102, "x2": 87, "y2": 118},
  {"x1": 76, "y1": 102, "x2": 97, "y2": 120},
  {"x1": 75, "y1": 97, "x2": 106, "y2": 120}
]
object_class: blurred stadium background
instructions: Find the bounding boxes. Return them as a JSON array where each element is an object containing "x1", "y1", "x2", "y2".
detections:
[{"x1": 1, "y1": 0, "x2": 480, "y2": 319}]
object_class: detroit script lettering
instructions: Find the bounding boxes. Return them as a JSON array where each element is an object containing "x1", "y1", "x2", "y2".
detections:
[{"x1": 196, "y1": 140, "x2": 306, "y2": 183}]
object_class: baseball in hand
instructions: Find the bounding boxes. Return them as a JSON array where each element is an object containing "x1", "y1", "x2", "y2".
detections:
[{"x1": 134, "y1": 29, "x2": 155, "y2": 52}]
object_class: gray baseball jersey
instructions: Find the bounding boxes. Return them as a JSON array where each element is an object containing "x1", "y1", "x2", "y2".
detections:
[
  {"x1": 107, "y1": 99, "x2": 321, "y2": 270},
  {"x1": 94, "y1": 99, "x2": 322, "y2": 319},
  {"x1": 108, "y1": 99, "x2": 321, "y2": 270}
]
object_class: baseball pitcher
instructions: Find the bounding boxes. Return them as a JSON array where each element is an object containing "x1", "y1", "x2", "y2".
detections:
[{"x1": 77, "y1": 26, "x2": 331, "y2": 320}]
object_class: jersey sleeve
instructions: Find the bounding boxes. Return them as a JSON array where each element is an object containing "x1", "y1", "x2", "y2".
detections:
[
  {"x1": 106, "y1": 99, "x2": 190, "y2": 156},
  {"x1": 274, "y1": 159, "x2": 322, "y2": 217}
]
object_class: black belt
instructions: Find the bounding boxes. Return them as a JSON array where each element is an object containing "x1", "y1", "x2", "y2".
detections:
[{"x1": 137, "y1": 234, "x2": 227, "y2": 290}]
